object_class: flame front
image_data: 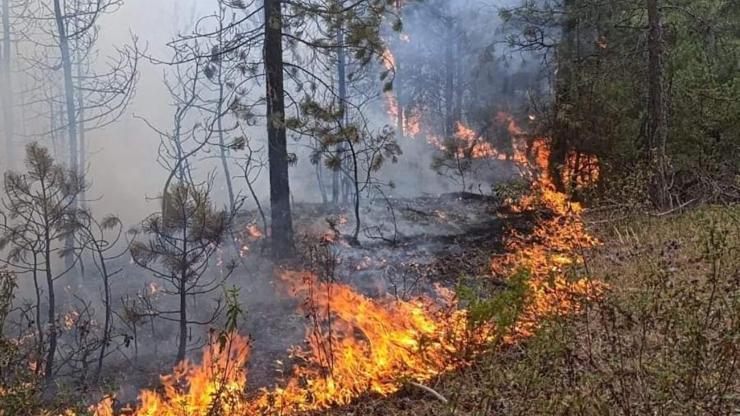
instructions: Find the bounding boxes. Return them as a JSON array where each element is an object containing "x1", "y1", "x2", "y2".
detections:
[
  {"x1": 491, "y1": 112, "x2": 604, "y2": 340},
  {"x1": 114, "y1": 333, "x2": 251, "y2": 416},
  {"x1": 253, "y1": 272, "x2": 483, "y2": 412},
  {"x1": 90, "y1": 113, "x2": 603, "y2": 416}
]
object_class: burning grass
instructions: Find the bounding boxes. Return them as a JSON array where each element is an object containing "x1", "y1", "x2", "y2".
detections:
[
  {"x1": 73, "y1": 115, "x2": 604, "y2": 416},
  {"x1": 320, "y1": 205, "x2": 740, "y2": 415}
]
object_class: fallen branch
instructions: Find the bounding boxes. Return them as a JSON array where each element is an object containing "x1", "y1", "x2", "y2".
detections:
[
  {"x1": 408, "y1": 381, "x2": 449, "y2": 403},
  {"x1": 403, "y1": 205, "x2": 434, "y2": 217},
  {"x1": 584, "y1": 215, "x2": 631, "y2": 225},
  {"x1": 651, "y1": 198, "x2": 697, "y2": 217}
]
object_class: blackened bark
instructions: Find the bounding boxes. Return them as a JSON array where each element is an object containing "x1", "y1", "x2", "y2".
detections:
[
  {"x1": 44, "y1": 262, "x2": 56, "y2": 385},
  {"x1": 347, "y1": 140, "x2": 361, "y2": 245},
  {"x1": 41, "y1": 187, "x2": 56, "y2": 386},
  {"x1": 176, "y1": 279, "x2": 187, "y2": 364},
  {"x1": 94, "y1": 247, "x2": 112, "y2": 382},
  {"x1": 264, "y1": 0, "x2": 294, "y2": 258},
  {"x1": 550, "y1": 0, "x2": 577, "y2": 192}
]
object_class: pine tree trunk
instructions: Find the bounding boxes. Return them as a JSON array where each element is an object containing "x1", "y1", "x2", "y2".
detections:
[
  {"x1": 333, "y1": 24, "x2": 347, "y2": 205},
  {"x1": 550, "y1": 0, "x2": 577, "y2": 193},
  {"x1": 395, "y1": 54, "x2": 404, "y2": 138},
  {"x1": 444, "y1": 21, "x2": 454, "y2": 138},
  {"x1": 176, "y1": 280, "x2": 187, "y2": 364},
  {"x1": 217, "y1": 7, "x2": 235, "y2": 214},
  {"x1": 74, "y1": 0, "x2": 86, "y2": 208},
  {"x1": 647, "y1": 0, "x2": 670, "y2": 208},
  {"x1": 52, "y1": 0, "x2": 79, "y2": 176},
  {"x1": 264, "y1": 0, "x2": 294, "y2": 258},
  {"x1": 1, "y1": 0, "x2": 14, "y2": 170},
  {"x1": 94, "y1": 255, "x2": 111, "y2": 382},
  {"x1": 43, "y1": 223, "x2": 56, "y2": 386},
  {"x1": 453, "y1": 43, "x2": 463, "y2": 125},
  {"x1": 395, "y1": 0, "x2": 404, "y2": 138},
  {"x1": 53, "y1": 0, "x2": 80, "y2": 274},
  {"x1": 76, "y1": 50, "x2": 86, "y2": 207}
]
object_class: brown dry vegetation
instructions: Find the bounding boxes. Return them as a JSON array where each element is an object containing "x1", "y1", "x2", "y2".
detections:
[{"x1": 320, "y1": 205, "x2": 740, "y2": 416}]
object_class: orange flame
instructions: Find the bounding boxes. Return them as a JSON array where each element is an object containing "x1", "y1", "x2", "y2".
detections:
[
  {"x1": 490, "y1": 112, "x2": 604, "y2": 340},
  {"x1": 454, "y1": 122, "x2": 506, "y2": 159},
  {"x1": 381, "y1": 48, "x2": 401, "y2": 127},
  {"x1": 62, "y1": 310, "x2": 80, "y2": 331},
  {"x1": 89, "y1": 113, "x2": 603, "y2": 416},
  {"x1": 246, "y1": 224, "x2": 264, "y2": 239},
  {"x1": 94, "y1": 333, "x2": 251, "y2": 416},
  {"x1": 252, "y1": 272, "x2": 487, "y2": 412}
]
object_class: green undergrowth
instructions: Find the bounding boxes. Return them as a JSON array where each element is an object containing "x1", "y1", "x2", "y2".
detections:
[{"x1": 323, "y1": 205, "x2": 740, "y2": 416}]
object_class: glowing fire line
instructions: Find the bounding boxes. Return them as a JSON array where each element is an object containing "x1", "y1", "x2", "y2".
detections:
[{"x1": 84, "y1": 113, "x2": 602, "y2": 416}]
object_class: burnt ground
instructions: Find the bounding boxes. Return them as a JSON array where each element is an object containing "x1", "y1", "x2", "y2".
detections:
[
  {"x1": 97, "y1": 192, "x2": 525, "y2": 401},
  {"x1": 236, "y1": 192, "x2": 519, "y2": 391}
]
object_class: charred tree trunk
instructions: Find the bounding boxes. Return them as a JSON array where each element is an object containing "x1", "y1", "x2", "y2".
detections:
[
  {"x1": 53, "y1": 0, "x2": 79, "y2": 273},
  {"x1": 394, "y1": 0, "x2": 404, "y2": 138},
  {"x1": 395, "y1": 55, "x2": 404, "y2": 138},
  {"x1": 333, "y1": 24, "x2": 347, "y2": 205},
  {"x1": 453, "y1": 43, "x2": 463, "y2": 125},
  {"x1": 1, "y1": 0, "x2": 13, "y2": 170},
  {"x1": 74, "y1": 0, "x2": 86, "y2": 208},
  {"x1": 42, "y1": 207, "x2": 56, "y2": 386},
  {"x1": 44, "y1": 259, "x2": 56, "y2": 386},
  {"x1": 647, "y1": 0, "x2": 670, "y2": 208},
  {"x1": 176, "y1": 278, "x2": 187, "y2": 364},
  {"x1": 550, "y1": 0, "x2": 577, "y2": 193},
  {"x1": 347, "y1": 140, "x2": 361, "y2": 245},
  {"x1": 217, "y1": 8, "x2": 235, "y2": 214},
  {"x1": 264, "y1": 0, "x2": 294, "y2": 258},
  {"x1": 94, "y1": 248, "x2": 112, "y2": 383},
  {"x1": 52, "y1": 0, "x2": 79, "y2": 178},
  {"x1": 444, "y1": 21, "x2": 454, "y2": 138},
  {"x1": 315, "y1": 154, "x2": 329, "y2": 204},
  {"x1": 218, "y1": 106, "x2": 235, "y2": 214},
  {"x1": 31, "y1": 267, "x2": 44, "y2": 377},
  {"x1": 76, "y1": 63, "x2": 86, "y2": 207}
]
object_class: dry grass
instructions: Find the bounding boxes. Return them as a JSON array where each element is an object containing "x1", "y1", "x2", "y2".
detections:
[{"x1": 321, "y1": 205, "x2": 740, "y2": 416}]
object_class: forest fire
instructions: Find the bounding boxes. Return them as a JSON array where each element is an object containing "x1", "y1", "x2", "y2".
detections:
[
  {"x1": 237, "y1": 223, "x2": 265, "y2": 256},
  {"x1": 97, "y1": 333, "x2": 253, "y2": 416},
  {"x1": 252, "y1": 271, "x2": 484, "y2": 412},
  {"x1": 380, "y1": 49, "x2": 424, "y2": 137},
  {"x1": 453, "y1": 122, "x2": 505, "y2": 160},
  {"x1": 424, "y1": 123, "x2": 502, "y2": 160},
  {"x1": 87, "y1": 113, "x2": 602, "y2": 416},
  {"x1": 0, "y1": 0, "x2": 731, "y2": 413},
  {"x1": 246, "y1": 224, "x2": 264, "y2": 239},
  {"x1": 491, "y1": 113, "x2": 603, "y2": 339},
  {"x1": 381, "y1": 48, "x2": 401, "y2": 125},
  {"x1": 564, "y1": 151, "x2": 601, "y2": 190}
]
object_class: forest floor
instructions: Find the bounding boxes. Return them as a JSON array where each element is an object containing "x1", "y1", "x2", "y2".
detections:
[
  {"x1": 240, "y1": 192, "x2": 514, "y2": 390},
  {"x1": 107, "y1": 192, "x2": 514, "y2": 401},
  {"x1": 312, "y1": 204, "x2": 740, "y2": 415}
]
